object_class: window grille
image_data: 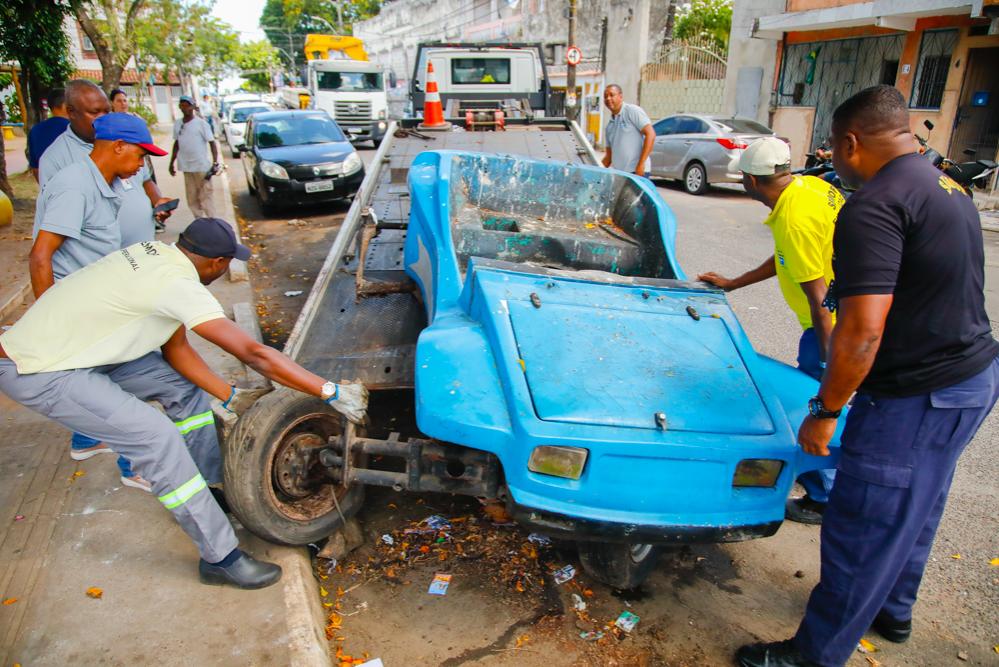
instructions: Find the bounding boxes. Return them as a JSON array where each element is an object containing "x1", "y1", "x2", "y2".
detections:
[
  {"x1": 777, "y1": 34, "x2": 904, "y2": 150},
  {"x1": 910, "y1": 29, "x2": 958, "y2": 109}
]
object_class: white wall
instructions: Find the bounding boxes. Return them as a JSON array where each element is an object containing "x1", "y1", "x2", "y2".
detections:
[{"x1": 721, "y1": 0, "x2": 784, "y2": 124}]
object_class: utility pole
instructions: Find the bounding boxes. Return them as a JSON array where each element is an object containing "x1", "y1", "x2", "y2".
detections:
[{"x1": 566, "y1": 0, "x2": 578, "y2": 122}]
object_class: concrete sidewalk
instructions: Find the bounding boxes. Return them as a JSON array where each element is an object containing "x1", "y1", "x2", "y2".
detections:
[{"x1": 0, "y1": 149, "x2": 332, "y2": 666}]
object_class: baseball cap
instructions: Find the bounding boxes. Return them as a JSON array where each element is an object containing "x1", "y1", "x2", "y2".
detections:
[
  {"x1": 179, "y1": 95, "x2": 195, "y2": 105},
  {"x1": 739, "y1": 137, "x2": 792, "y2": 176},
  {"x1": 178, "y1": 218, "x2": 252, "y2": 261},
  {"x1": 92, "y1": 112, "x2": 168, "y2": 156}
]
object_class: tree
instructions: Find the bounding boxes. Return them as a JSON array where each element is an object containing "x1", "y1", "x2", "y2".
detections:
[
  {"x1": 135, "y1": 0, "x2": 239, "y2": 94},
  {"x1": 234, "y1": 40, "x2": 281, "y2": 92},
  {"x1": 260, "y1": 0, "x2": 381, "y2": 71},
  {"x1": 69, "y1": 0, "x2": 147, "y2": 93},
  {"x1": 0, "y1": 0, "x2": 74, "y2": 196},
  {"x1": 674, "y1": 0, "x2": 732, "y2": 53}
]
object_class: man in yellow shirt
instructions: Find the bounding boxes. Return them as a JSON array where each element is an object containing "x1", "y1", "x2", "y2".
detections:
[
  {"x1": 0, "y1": 218, "x2": 367, "y2": 589},
  {"x1": 698, "y1": 137, "x2": 844, "y2": 524}
]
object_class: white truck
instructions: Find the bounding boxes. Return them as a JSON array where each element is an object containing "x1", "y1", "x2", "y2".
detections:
[
  {"x1": 410, "y1": 42, "x2": 552, "y2": 120},
  {"x1": 305, "y1": 59, "x2": 389, "y2": 147}
]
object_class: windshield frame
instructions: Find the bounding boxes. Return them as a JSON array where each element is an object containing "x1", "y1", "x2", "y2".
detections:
[{"x1": 231, "y1": 106, "x2": 271, "y2": 123}]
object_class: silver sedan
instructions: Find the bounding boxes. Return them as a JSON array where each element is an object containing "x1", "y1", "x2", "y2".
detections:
[{"x1": 649, "y1": 114, "x2": 776, "y2": 195}]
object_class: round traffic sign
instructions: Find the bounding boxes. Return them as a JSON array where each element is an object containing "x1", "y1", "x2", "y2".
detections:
[{"x1": 566, "y1": 46, "x2": 582, "y2": 66}]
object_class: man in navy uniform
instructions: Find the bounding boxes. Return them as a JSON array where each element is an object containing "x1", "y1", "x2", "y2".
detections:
[{"x1": 736, "y1": 85, "x2": 999, "y2": 666}]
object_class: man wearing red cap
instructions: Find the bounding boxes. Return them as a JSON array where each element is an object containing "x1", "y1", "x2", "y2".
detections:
[{"x1": 0, "y1": 218, "x2": 368, "y2": 589}]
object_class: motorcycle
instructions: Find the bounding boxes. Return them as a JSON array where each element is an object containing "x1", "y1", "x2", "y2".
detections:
[
  {"x1": 794, "y1": 142, "x2": 851, "y2": 197},
  {"x1": 916, "y1": 120, "x2": 998, "y2": 193}
]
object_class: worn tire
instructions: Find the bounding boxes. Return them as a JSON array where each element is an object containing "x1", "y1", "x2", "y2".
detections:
[
  {"x1": 222, "y1": 386, "x2": 365, "y2": 545},
  {"x1": 246, "y1": 172, "x2": 257, "y2": 196},
  {"x1": 683, "y1": 161, "x2": 709, "y2": 195},
  {"x1": 577, "y1": 542, "x2": 661, "y2": 589}
]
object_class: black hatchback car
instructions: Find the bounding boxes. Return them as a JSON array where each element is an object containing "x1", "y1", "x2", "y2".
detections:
[{"x1": 237, "y1": 110, "x2": 365, "y2": 212}]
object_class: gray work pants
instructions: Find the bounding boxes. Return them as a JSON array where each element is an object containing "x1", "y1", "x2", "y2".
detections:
[{"x1": 0, "y1": 355, "x2": 237, "y2": 563}]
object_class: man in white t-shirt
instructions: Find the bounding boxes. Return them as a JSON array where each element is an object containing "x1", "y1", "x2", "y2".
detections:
[
  {"x1": 169, "y1": 96, "x2": 219, "y2": 218},
  {"x1": 0, "y1": 218, "x2": 367, "y2": 589}
]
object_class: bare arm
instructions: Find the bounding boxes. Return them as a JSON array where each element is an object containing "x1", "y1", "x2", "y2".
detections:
[
  {"x1": 28, "y1": 231, "x2": 67, "y2": 298},
  {"x1": 602, "y1": 146, "x2": 612, "y2": 168},
  {"x1": 209, "y1": 138, "x2": 219, "y2": 165},
  {"x1": 191, "y1": 317, "x2": 325, "y2": 396},
  {"x1": 143, "y1": 177, "x2": 172, "y2": 222},
  {"x1": 698, "y1": 255, "x2": 777, "y2": 291},
  {"x1": 800, "y1": 277, "x2": 833, "y2": 363},
  {"x1": 797, "y1": 293, "x2": 893, "y2": 455},
  {"x1": 161, "y1": 325, "x2": 232, "y2": 400},
  {"x1": 635, "y1": 124, "x2": 655, "y2": 175},
  {"x1": 168, "y1": 140, "x2": 178, "y2": 175}
]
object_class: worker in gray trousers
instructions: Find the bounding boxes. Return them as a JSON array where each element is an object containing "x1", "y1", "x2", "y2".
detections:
[{"x1": 0, "y1": 218, "x2": 368, "y2": 589}]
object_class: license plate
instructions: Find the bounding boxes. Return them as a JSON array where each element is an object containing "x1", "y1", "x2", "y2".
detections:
[
  {"x1": 305, "y1": 180, "x2": 335, "y2": 193},
  {"x1": 348, "y1": 127, "x2": 363, "y2": 133}
]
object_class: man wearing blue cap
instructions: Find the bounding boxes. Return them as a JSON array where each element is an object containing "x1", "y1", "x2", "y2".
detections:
[
  {"x1": 169, "y1": 95, "x2": 219, "y2": 218},
  {"x1": 0, "y1": 218, "x2": 368, "y2": 589},
  {"x1": 31, "y1": 111, "x2": 178, "y2": 491}
]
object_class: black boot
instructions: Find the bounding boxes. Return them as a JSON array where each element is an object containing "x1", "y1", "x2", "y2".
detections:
[
  {"x1": 785, "y1": 497, "x2": 825, "y2": 525},
  {"x1": 870, "y1": 610, "x2": 912, "y2": 643},
  {"x1": 199, "y1": 553, "x2": 282, "y2": 589},
  {"x1": 735, "y1": 640, "x2": 820, "y2": 667}
]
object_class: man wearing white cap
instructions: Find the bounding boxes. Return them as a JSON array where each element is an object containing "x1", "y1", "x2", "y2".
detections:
[
  {"x1": 169, "y1": 95, "x2": 219, "y2": 218},
  {"x1": 698, "y1": 136, "x2": 843, "y2": 524}
]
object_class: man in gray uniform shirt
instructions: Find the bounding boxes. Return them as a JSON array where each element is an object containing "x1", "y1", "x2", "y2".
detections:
[
  {"x1": 38, "y1": 80, "x2": 172, "y2": 243},
  {"x1": 602, "y1": 84, "x2": 655, "y2": 177}
]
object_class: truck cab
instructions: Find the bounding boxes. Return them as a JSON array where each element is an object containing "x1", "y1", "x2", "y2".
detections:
[
  {"x1": 307, "y1": 59, "x2": 389, "y2": 147},
  {"x1": 410, "y1": 43, "x2": 551, "y2": 118}
]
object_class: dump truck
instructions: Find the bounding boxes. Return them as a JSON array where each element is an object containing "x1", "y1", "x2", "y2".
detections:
[{"x1": 224, "y1": 43, "x2": 843, "y2": 589}]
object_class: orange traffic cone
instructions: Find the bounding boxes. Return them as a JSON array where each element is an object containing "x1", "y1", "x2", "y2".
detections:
[{"x1": 418, "y1": 61, "x2": 451, "y2": 131}]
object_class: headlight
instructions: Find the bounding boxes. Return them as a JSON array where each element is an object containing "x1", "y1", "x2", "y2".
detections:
[
  {"x1": 378, "y1": 109, "x2": 386, "y2": 120},
  {"x1": 528, "y1": 445, "x2": 588, "y2": 480},
  {"x1": 732, "y1": 459, "x2": 784, "y2": 488},
  {"x1": 342, "y1": 152, "x2": 362, "y2": 175},
  {"x1": 259, "y1": 160, "x2": 289, "y2": 180}
]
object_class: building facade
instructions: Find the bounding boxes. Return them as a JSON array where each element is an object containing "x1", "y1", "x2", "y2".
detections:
[{"x1": 723, "y1": 0, "x2": 999, "y2": 168}]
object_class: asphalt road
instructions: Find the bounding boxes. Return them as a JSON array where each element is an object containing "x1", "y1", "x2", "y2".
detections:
[{"x1": 223, "y1": 139, "x2": 998, "y2": 663}]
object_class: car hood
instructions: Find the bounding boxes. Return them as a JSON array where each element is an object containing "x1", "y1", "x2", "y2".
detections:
[{"x1": 256, "y1": 141, "x2": 354, "y2": 167}]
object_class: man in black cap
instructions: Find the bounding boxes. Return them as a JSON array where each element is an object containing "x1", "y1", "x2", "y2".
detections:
[{"x1": 0, "y1": 218, "x2": 368, "y2": 589}]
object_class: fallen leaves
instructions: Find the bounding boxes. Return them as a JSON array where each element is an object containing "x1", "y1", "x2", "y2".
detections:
[
  {"x1": 85, "y1": 587, "x2": 103, "y2": 599},
  {"x1": 857, "y1": 638, "x2": 877, "y2": 654},
  {"x1": 2, "y1": 597, "x2": 17, "y2": 605},
  {"x1": 69, "y1": 470, "x2": 86, "y2": 483},
  {"x1": 990, "y1": 557, "x2": 999, "y2": 567}
]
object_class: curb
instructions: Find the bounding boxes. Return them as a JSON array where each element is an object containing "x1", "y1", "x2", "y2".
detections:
[
  {"x1": 0, "y1": 279, "x2": 30, "y2": 322},
  {"x1": 218, "y1": 164, "x2": 249, "y2": 283}
]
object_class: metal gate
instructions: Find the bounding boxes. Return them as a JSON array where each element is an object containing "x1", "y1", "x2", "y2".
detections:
[
  {"x1": 777, "y1": 34, "x2": 905, "y2": 151},
  {"x1": 639, "y1": 38, "x2": 727, "y2": 119}
]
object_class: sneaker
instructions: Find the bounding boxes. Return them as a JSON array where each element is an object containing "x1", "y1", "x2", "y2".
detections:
[
  {"x1": 70, "y1": 442, "x2": 114, "y2": 461},
  {"x1": 121, "y1": 475, "x2": 153, "y2": 493}
]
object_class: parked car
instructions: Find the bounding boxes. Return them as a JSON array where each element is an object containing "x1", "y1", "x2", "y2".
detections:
[
  {"x1": 218, "y1": 92, "x2": 260, "y2": 133},
  {"x1": 238, "y1": 110, "x2": 364, "y2": 213},
  {"x1": 649, "y1": 114, "x2": 776, "y2": 195},
  {"x1": 224, "y1": 101, "x2": 273, "y2": 157}
]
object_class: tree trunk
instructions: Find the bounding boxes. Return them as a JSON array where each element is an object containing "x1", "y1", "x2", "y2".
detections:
[
  {"x1": 101, "y1": 62, "x2": 125, "y2": 94},
  {"x1": 0, "y1": 128, "x2": 13, "y2": 199}
]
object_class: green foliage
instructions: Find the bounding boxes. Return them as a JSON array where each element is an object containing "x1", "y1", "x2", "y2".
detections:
[
  {"x1": 0, "y1": 0, "x2": 75, "y2": 124},
  {"x1": 68, "y1": 0, "x2": 148, "y2": 91},
  {"x1": 234, "y1": 40, "x2": 282, "y2": 92},
  {"x1": 260, "y1": 0, "x2": 382, "y2": 69},
  {"x1": 135, "y1": 0, "x2": 239, "y2": 89},
  {"x1": 130, "y1": 102, "x2": 159, "y2": 127},
  {"x1": 674, "y1": 0, "x2": 732, "y2": 53}
]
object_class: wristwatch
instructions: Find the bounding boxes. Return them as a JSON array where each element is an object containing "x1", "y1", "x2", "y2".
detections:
[
  {"x1": 808, "y1": 396, "x2": 841, "y2": 419},
  {"x1": 320, "y1": 381, "x2": 338, "y2": 402}
]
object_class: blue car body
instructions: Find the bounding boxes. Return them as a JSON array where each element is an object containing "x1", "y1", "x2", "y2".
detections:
[{"x1": 403, "y1": 150, "x2": 842, "y2": 544}]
